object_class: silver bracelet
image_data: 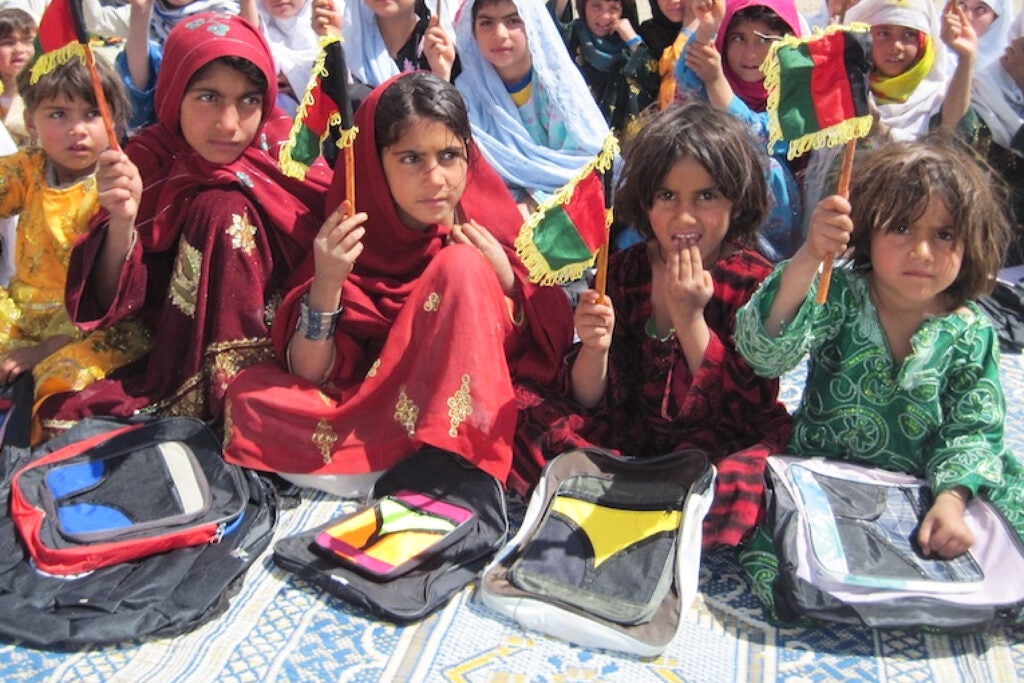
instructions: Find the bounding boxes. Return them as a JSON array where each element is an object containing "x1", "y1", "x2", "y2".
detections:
[{"x1": 295, "y1": 293, "x2": 343, "y2": 341}]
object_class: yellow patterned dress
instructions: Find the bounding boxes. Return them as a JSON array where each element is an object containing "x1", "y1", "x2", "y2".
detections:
[{"x1": 0, "y1": 149, "x2": 151, "y2": 441}]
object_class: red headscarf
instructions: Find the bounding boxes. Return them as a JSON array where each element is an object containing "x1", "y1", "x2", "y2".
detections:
[
  {"x1": 276, "y1": 72, "x2": 573, "y2": 385},
  {"x1": 715, "y1": 0, "x2": 803, "y2": 112},
  {"x1": 125, "y1": 13, "x2": 330, "y2": 270}
]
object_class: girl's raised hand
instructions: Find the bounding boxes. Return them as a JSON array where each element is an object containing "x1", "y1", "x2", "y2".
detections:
[
  {"x1": 312, "y1": 0, "x2": 342, "y2": 36},
  {"x1": 96, "y1": 149, "x2": 142, "y2": 226},
  {"x1": 449, "y1": 219, "x2": 516, "y2": 295},
  {"x1": 684, "y1": 40, "x2": 724, "y2": 85},
  {"x1": 424, "y1": 17, "x2": 456, "y2": 82},
  {"x1": 801, "y1": 194, "x2": 852, "y2": 264},
  {"x1": 691, "y1": 0, "x2": 725, "y2": 43},
  {"x1": 574, "y1": 290, "x2": 615, "y2": 352},
  {"x1": 311, "y1": 201, "x2": 366, "y2": 305},
  {"x1": 941, "y1": 0, "x2": 977, "y2": 60},
  {"x1": 663, "y1": 239, "x2": 714, "y2": 326}
]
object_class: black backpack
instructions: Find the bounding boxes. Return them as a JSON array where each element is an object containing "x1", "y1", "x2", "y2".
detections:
[
  {"x1": 0, "y1": 416, "x2": 277, "y2": 647},
  {"x1": 273, "y1": 447, "x2": 508, "y2": 623}
]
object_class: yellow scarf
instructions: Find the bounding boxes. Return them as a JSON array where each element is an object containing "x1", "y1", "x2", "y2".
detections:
[{"x1": 869, "y1": 34, "x2": 935, "y2": 105}]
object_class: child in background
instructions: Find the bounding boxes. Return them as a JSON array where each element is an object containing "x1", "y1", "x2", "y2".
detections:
[
  {"x1": 675, "y1": 0, "x2": 805, "y2": 260},
  {"x1": 223, "y1": 72, "x2": 573, "y2": 496},
  {"x1": 514, "y1": 101, "x2": 792, "y2": 547},
  {"x1": 0, "y1": 56, "x2": 150, "y2": 442},
  {"x1": 39, "y1": 14, "x2": 330, "y2": 432},
  {"x1": 342, "y1": 0, "x2": 459, "y2": 88},
  {"x1": 845, "y1": 0, "x2": 977, "y2": 141},
  {"x1": 639, "y1": 0, "x2": 695, "y2": 109},
  {"x1": 0, "y1": 8, "x2": 35, "y2": 146},
  {"x1": 549, "y1": 0, "x2": 660, "y2": 132},
  {"x1": 734, "y1": 136, "x2": 1023, "y2": 616},
  {"x1": 962, "y1": 0, "x2": 1013, "y2": 72},
  {"x1": 453, "y1": 0, "x2": 612, "y2": 218},
  {"x1": 971, "y1": 14, "x2": 1024, "y2": 264},
  {"x1": 119, "y1": 0, "x2": 242, "y2": 130}
]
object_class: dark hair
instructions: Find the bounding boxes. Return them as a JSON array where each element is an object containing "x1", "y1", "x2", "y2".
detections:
[
  {"x1": 472, "y1": 0, "x2": 513, "y2": 23},
  {"x1": 728, "y1": 5, "x2": 793, "y2": 36},
  {"x1": 0, "y1": 8, "x2": 36, "y2": 41},
  {"x1": 17, "y1": 54, "x2": 130, "y2": 139},
  {"x1": 845, "y1": 134, "x2": 1009, "y2": 305},
  {"x1": 189, "y1": 55, "x2": 269, "y2": 96},
  {"x1": 375, "y1": 72, "x2": 472, "y2": 155},
  {"x1": 574, "y1": 0, "x2": 640, "y2": 30},
  {"x1": 615, "y1": 100, "x2": 769, "y2": 245}
]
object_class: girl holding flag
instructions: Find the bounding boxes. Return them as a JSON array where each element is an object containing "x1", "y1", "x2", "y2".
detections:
[{"x1": 223, "y1": 72, "x2": 574, "y2": 497}]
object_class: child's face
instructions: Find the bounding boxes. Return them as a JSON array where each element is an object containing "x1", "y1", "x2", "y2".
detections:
[
  {"x1": 725, "y1": 19, "x2": 783, "y2": 83},
  {"x1": 179, "y1": 62, "x2": 264, "y2": 165},
  {"x1": 381, "y1": 116, "x2": 468, "y2": 232},
  {"x1": 584, "y1": 0, "x2": 624, "y2": 37},
  {"x1": 26, "y1": 94, "x2": 107, "y2": 185},
  {"x1": 261, "y1": 0, "x2": 307, "y2": 20},
  {"x1": 656, "y1": 0, "x2": 686, "y2": 24},
  {"x1": 473, "y1": 1, "x2": 531, "y2": 84},
  {"x1": 365, "y1": 0, "x2": 418, "y2": 20},
  {"x1": 869, "y1": 24, "x2": 921, "y2": 77},
  {"x1": 0, "y1": 31, "x2": 35, "y2": 84},
  {"x1": 956, "y1": 0, "x2": 997, "y2": 38},
  {"x1": 648, "y1": 156, "x2": 732, "y2": 265},
  {"x1": 869, "y1": 196, "x2": 963, "y2": 310}
]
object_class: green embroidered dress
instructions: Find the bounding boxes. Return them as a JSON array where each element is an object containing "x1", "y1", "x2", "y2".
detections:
[{"x1": 734, "y1": 264, "x2": 1024, "y2": 613}]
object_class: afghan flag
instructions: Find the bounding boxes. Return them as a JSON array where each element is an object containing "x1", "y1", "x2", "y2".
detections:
[
  {"x1": 280, "y1": 36, "x2": 357, "y2": 180},
  {"x1": 763, "y1": 24, "x2": 874, "y2": 160},
  {"x1": 514, "y1": 134, "x2": 618, "y2": 286},
  {"x1": 31, "y1": 0, "x2": 89, "y2": 83}
]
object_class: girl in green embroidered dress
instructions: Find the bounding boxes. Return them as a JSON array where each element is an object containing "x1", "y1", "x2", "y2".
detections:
[{"x1": 734, "y1": 135, "x2": 1024, "y2": 617}]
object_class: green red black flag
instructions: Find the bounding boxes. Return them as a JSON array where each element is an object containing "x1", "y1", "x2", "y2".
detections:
[
  {"x1": 280, "y1": 36, "x2": 357, "y2": 180},
  {"x1": 764, "y1": 24, "x2": 874, "y2": 159},
  {"x1": 31, "y1": 0, "x2": 89, "y2": 83}
]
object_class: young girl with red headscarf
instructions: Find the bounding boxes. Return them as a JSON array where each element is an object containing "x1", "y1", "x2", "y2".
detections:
[
  {"x1": 675, "y1": 0, "x2": 806, "y2": 261},
  {"x1": 222, "y1": 72, "x2": 574, "y2": 497},
  {"x1": 38, "y1": 13, "x2": 331, "y2": 435}
]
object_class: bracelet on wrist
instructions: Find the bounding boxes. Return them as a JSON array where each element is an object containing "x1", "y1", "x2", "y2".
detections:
[
  {"x1": 626, "y1": 34, "x2": 642, "y2": 48},
  {"x1": 296, "y1": 292, "x2": 343, "y2": 341},
  {"x1": 645, "y1": 316, "x2": 675, "y2": 343}
]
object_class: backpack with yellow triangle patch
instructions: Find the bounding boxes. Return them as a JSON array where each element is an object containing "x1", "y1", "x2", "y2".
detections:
[{"x1": 478, "y1": 447, "x2": 714, "y2": 656}]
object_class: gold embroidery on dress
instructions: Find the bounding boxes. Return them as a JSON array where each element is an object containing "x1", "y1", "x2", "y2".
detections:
[
  {"x1": 169, "y1": 241, "x2": 203, "y2": 317},
  {"x1": 447, "y1": 374, "x2": 472, "y2": 437},
  {"x1": 394, "y1": 386, "x2": 419, "y2": 437},
  {"x1": 312, "y1": 418, "x2": 338, "y2": 464},
  {"x1": 223, "y1": 399, "x2": 233, "y2": 442},
  {"x1": 318, "y1": 390, "x2": 332, "y2": 406},
  {"x1": 423, "y1": 292, "x2": 441, "y2": 312},
  {"x1": 227, "y1": 212, "x2": 257, "y2": 255},
  {"x1": 366, "y1": 358, "x2": 380, "y2": 378}
]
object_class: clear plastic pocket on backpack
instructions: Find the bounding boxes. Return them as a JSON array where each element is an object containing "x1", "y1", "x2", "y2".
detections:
[
  {"x1": 44, "y1": 441, "x2": 211, "y2": 543},
  {"x1": 508, "y1": 474, "x2": 685, "y2": 625}
]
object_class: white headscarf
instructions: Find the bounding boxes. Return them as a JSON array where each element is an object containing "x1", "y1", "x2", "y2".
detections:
[
  {"x1": 975, "y1": 0, "x2": 1015, "y2": 71},
  {"x1": 972, "y1": 13, "x2": 1024, "y2": 153},
  {"x1": 258, "y1": 0, "x2": 320, "y2": 99},
  {"x1": 846, "y1": 0, "x2": 949, "y2": 141},
  {"x1": 343, "y1": 0, "x2": 457, "y2": 86},
  {"x1": 453, "y1": 0, "x2": 611, "y2": 194}
]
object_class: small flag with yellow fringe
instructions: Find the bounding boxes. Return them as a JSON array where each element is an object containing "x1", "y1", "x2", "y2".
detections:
[
  {"x1": 515, "y1": 134, "x2": 618, "y2": 286},
  {"x1": 764, "y1": 24, "x2": 874, "y2": 160},
  {"x1": 280, "y1": 36, "x2": 357, "y2": 180},
  {"x1": 30, "y1": 0, "x2": 89, "y2": 83}
]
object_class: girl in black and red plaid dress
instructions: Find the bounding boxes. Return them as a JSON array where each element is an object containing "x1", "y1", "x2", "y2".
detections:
[{"x1": 513, "y1": 99, "x2": 791, "y2": 547}]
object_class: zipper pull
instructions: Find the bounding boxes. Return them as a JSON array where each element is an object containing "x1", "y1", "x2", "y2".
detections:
[{"x1": 211, "y1": 523, "x2": 226, "y2": 544}]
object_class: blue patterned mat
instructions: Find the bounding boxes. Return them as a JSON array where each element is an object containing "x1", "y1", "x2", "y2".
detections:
[{"x1": 4, "y1": 354, "x2": 1024, "y2": 682}]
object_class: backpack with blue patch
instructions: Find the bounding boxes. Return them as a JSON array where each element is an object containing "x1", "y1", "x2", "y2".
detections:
[{"x1": 0, "y1": 416, "x2": 277, "y2": 646}]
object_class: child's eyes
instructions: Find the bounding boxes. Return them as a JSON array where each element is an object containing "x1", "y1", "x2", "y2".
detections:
[
  {"x1": 87, "y1": 109, "x2": 102, "y2": 119},
  {"x1": 697, "y1": 190, "x2": 718, "y2": 202},
  {"x1": 242, "y1": 95, "x2": 263, "y2": 106},
  {"x1": 654, "y1": 190, "x2": 675, "y2": 203},
  {"x1": 439, "y1": 149, "x2": 465, "y2": 162},
  {"x1": 475, "y1": 18, "x2": 492, "y2": 28},
  {"x1": 400, "y1": 153, "x2": 422, "y2": 164},
  {"x1": 936, "y1": 229, "x2": 958, "y2": 242}
]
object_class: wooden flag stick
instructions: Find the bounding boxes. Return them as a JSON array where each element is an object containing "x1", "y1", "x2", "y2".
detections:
[
  {"x1": 815, "y1": 138, "x2": 856, "y2": 305},
  {"x1": 84, "y1": 44, "x2": 121, "y2": 153},
  {"x1": 344, "y1": 145, "x2": 356, "y2": 216},
  {"x1": 595, "y1": 168, "x2": 613, "y2": 303}
]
